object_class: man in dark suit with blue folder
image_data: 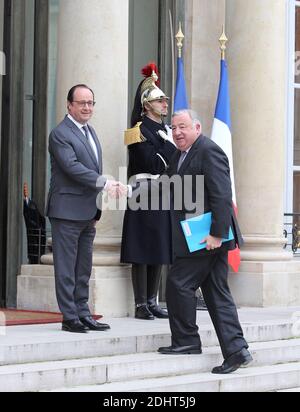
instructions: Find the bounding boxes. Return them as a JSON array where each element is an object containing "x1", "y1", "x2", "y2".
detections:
[{"x1": 158, "y1": 109, "x2": 252, "y2": 374}]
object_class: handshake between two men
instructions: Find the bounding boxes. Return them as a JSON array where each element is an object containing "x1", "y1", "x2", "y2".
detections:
[{"x1": 105, "y1": 180, "x2": 129, "y2": 199}]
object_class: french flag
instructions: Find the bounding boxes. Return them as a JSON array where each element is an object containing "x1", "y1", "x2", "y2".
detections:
[
  {"x1": 174, "y1": 57, "x2": 189, "y2": 112},
  {"x1": 211, "y1": 59, "x2": 241, "y2": 273}
]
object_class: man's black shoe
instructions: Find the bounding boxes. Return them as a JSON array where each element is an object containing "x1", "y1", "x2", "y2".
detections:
[
  {"x1": 211, "y1": 348, "x2": 253, "y2": 374},
  {"x1": 135, "y1": 305, "x2": 155, "y2": 320},
  {"x1": 148, "y1": 304, "x2": 169, "y2": 319},
  {"x1": 79, "y1": 316, "x2": 111, "y2": 331},
  {"x1": 158, "y1": 345, "x2": 202, "y2": 355},
  {"x1": 62, "y1": 319, "x2": 89, "y2": 333}
]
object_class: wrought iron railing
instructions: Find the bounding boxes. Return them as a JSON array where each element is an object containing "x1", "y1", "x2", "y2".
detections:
[
  {"x1": 25, "y1": 228, "x2": 51, "y2": 264},
  {"x1": 284, "y1": 213, "x2": 300, "y2": 253}
]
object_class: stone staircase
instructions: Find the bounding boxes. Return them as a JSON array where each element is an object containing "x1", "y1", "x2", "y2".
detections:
[{"x1": 0, "y1": 308, "x2": 300, "y2": 392}]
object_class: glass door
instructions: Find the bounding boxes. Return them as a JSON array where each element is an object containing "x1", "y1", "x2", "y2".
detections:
[
  {"x1": 128, "y1": 0, "x2": 160, "y2": 126},
  {"x1": 22, "y1": 0, "x2": 35, "y2": 264},
  {"x1": 0, "y1": 0, "x2": 49, "y2": 307},
  {"x1": 285, "y1": 1, "x2": 300, "y2": 253},
  {"x1": 0, "y1": 0, "x2": 4, "y2": 152},
  {"x1": 0, "y1": 0, "x2": 5, "y2": 306},
  {"x1": 291, "y1": 4, "x2": 300, "y2": 251}
]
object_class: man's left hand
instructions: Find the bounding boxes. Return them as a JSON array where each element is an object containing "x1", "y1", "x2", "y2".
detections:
[{"x1": 200, "y1": 235, "x2": 222, "y2": 251}]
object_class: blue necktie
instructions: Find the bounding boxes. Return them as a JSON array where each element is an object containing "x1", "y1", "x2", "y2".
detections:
[
  {"x1": 82, "y1": 125, "x2": 98, "y2": 163},
  {"x1": 82, "y1": 125, "x2": 90, "y2": 140}
]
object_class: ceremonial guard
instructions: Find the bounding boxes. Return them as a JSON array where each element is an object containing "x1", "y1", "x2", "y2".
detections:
[{"x1": 121, "y1": 63, "x2": 176, "y2": 320}]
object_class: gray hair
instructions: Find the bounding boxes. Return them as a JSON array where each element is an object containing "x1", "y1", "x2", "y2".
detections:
[{"x1": 172, "y1": 109, "x2": 201, "y2": 127}]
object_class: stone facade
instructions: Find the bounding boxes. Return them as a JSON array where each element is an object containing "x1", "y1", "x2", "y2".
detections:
[{"x1": 17, "y1": 0, "x2": 300, "y2": 315}]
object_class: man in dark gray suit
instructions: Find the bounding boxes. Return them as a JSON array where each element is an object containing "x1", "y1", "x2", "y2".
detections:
[
  {"x1": 158, "y1": 110, "x2": 253, "y2": 374},
  {"x1": 46, "y1": 84, "x2": 125, "y2": 333}
]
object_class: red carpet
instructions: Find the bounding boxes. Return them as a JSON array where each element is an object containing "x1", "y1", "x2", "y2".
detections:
[{"x1": 0, "y1": 309, "x2": 102, "y2": 326}]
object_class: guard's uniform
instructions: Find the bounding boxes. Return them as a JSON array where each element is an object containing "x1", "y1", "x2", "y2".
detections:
[
  {"x1": 120, "y1": 62, "x2": 176, "y2": 319},
  {"x1": 121, "y1": 117, "x2": 175, "y2": 265}
]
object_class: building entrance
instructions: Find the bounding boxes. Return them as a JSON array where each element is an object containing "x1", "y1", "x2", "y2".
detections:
[
  {"x1": 0, "y1": 0, "x2": 48, "y2": 307},
  {"x1": 0, "y1": 0, "x2": 5, "y2": 306}
]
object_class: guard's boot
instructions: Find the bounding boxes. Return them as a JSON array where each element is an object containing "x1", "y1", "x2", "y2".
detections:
[
  {"x1": 147, "y1": 265, "x2": 169, "y2": 319},
  {"x1": 135, "y1": 304, "x2": 155, "y2": 320},
  {"x1": 132, "y1": 264, "x2": 154, "y2": 320}
]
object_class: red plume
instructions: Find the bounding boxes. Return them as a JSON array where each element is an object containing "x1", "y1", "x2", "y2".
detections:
[{"x1": 141, "y1": 62, "x2": 160, "y2": 86}]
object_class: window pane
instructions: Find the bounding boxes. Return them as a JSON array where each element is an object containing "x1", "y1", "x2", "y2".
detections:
[
  {"x1": 128, "y1": 0, "x2": 159, "y2": 124},
  {"x1": 294, "y1": 89, "x2": 300, "y2": 165},
  {"x1": 288, "y1": 172, "x2": 300, "y2": 252},
  {"x1": 296, "y1": 6, "x2": 300, "y2": 83},
  {"x1": 294, "y1": 172, "x2": 300, "y2": 211}
]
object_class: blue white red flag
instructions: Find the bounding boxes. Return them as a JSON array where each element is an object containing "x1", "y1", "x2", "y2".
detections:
[
  {"x1": 211, "y1": 59, "x2": 241, "y2": 273},
  {"x1": 174, "y1": 57, "x2": 188, "y2": 111}
]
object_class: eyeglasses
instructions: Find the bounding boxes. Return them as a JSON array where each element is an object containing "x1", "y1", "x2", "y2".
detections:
[{"x1": 72, "y1": 101, "x2": 96, "y2": 108}]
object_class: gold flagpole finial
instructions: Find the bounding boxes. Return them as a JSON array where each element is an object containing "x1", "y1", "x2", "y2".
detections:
[
  {"x1": 175, "y1": 22, "x2": 185, "y2": 59},
  {"x1": 219, "y1": 25, "x2": 228, "y2": 60}
]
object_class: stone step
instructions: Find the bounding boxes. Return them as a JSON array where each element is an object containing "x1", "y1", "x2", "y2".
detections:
[
  {"x1": 1, "y1": 338, "x2": 300, "y2": 392},
  {"x1": 0, "y1": 319, "x2": 295, "y2": 367},
  {"x1": 277, "y1": 387, "x2": 300, "y2": 392},
  {"x1": 52, "y1": 362, "x2": 300, "y2": 393},
  {"x1": 41, "y1": 253, "x2": 125, "y2": 266}
]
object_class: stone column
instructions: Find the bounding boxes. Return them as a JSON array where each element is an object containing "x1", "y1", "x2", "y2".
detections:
[
  {"x1": 226, "y1": 0, "x2": 300, "y2": 306},
  {"x1": 56, "y1": 0, "x2": 128, "y2": 239},
  {"x1": 56, "y1": 0, "x2": 133, "y2": 316},
  {"x1": 185, "y1": 0, "x2": 226, "y2": 136},
  {"x1": 18, "y1": 0, "x2": 134, "y2": 317}
]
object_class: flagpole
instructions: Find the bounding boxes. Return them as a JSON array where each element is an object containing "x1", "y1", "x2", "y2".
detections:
[
  {"x1": 169, "y1": 10, "x2": 175, "y2": 116},
  {"x1": 214, "y1": 27, "x2": 241, "y2": 273},
  {"x1": 174, "y1": 22, "x2": 189, "y2": 112},
  {"x1": 219, "y1": 25, "x2": 228, "y2": 60},
  {"x1": 173, "y1": 22, "x2": 185, "y2": 114},
  {"x1": 175, "y1": 22, "x2": 184, "y2": 59}
]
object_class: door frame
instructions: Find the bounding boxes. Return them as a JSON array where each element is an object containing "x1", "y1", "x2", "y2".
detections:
[
  {"x1": 0, "y1": 0, "x2": 48, "y2": 307},
  {"x1": 0, "y1": 0, "x2": 25, "y2": 307}
]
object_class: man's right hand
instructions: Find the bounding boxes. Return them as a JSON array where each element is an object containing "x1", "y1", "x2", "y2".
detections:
[{"x1": 104, "y1": 180, "x2": 128, "y2": 199}]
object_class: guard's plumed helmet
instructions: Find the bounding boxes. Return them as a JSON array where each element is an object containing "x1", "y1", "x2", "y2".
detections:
[
  {"x1": 131, "y1": 62, "x2": 169, "y2": 127},
  {"x1": 140, "y1": 62, "x2": 169, "y2": 105}
]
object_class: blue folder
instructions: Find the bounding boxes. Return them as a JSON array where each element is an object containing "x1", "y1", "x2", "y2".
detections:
[{"x1": 180, "y1": 212, "x2": 234, "y2": 253}]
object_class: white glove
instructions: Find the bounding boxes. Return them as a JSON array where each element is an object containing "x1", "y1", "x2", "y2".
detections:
[{"x1": 158, "y1": 126, "x2": 176, "y2": 147}]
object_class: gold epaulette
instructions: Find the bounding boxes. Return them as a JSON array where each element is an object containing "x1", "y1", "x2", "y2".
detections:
[{"x1": 124, "y1": 122, "x2": 146, "y2": 146}]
